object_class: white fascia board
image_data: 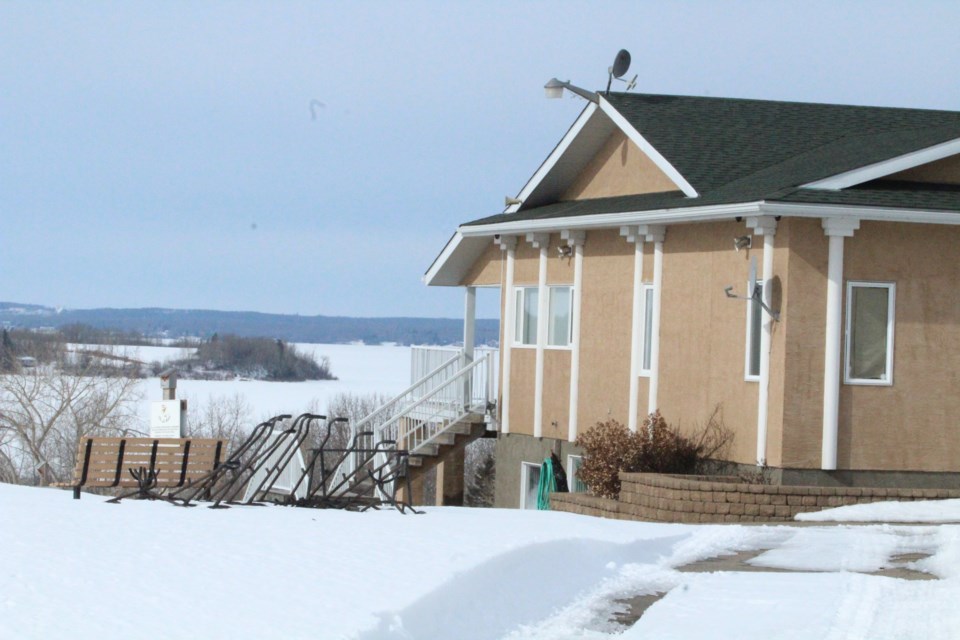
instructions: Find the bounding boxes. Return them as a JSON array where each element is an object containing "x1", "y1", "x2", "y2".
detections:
[
  {"x1": 760, "y1": 201, "x2": 960, "y2": 226},
  {"x1": 460, "y1": 202, "x2": 763, "y2": 237},
  {"x1": 598, "y1": 96, "x2": 699, "y2": 198},
  {"x1": 423, "y1": 231, "x2": 463, "y2": 286},
  {"x1": 802, "y1": 137, "x2": 960, "y2": 190},
  {"x1": 505, "y1": 102, "x2": 601, "y2": 214}
]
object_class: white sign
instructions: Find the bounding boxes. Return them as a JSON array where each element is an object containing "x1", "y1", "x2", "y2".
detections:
[{"x1": 150, "y1": 400, "x2": 183, "y2": 438}]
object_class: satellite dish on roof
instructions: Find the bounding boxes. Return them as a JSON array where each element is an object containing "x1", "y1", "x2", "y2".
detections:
[
  {"x1": 611, "y1": 49, "x2": 631, "y2": 79},
  {"x1": 607, "y1": 49, "x2": 637, "y2": 94}
]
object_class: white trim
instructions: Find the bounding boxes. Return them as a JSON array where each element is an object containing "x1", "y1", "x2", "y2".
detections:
[
  {"x1": 423, "y1": 231, "x2": 463, "y2": 286},
  {"x1": 501, "y1": 243, "x2": 516, "y2": 435},
  {"x1": 567, "y1": 235, "x2": 584, "y2": 442},
  {"x1": 506, "y1": 103, "x2": 600, "y2": 214},
  {"x1": 639, "y1": 283, "x2": 654, "y2": 377},
  {"x1": 755, "y1": 231, "x2": 776, "y2": 467},
  {"x1": 628, "y1": 239, "x2": 644, "y2": 432},
  {"x1": 566, "y1": 454, "x2": 587, "y2": 493},
  {"x1": 597, "y1": 96, "x2": 699, "y2": 198},
  {"x1": 647, "y1": 238, "x2": 665, "y2": 414},
  {"x1": 803, "y1": 137, "x2": 960, "y2": 190},
  {"x1": 844, "y1": 281, "x2": 896, "y2": 386},
  {"x1": 519, "y1": 461, "x2": 541, "y2": 510},
  {"x1": 534, "y1": 245, "x2": 548, "y2": 438}
]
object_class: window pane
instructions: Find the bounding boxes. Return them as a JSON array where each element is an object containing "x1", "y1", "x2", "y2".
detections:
[
  {"x1": 749, "y1": 284, "x2": 763, "y2": 377},
  {"x1": 523, "y1": 289, "x2": 538, "y2": 345},
  {"x1": 523, "y1": 464, "x2": 541, "y2": 509},
  {"x1": 642, "y1": 287, "x2": 654, "y2": 370},
  {"x1": 514, "y1": 289, "x2": 523, "y2": 343},
  {"x1": 850, "y1": 286, "x2": 889, "y2": 380},
  {"x1": 569, "y1": 456, "x2": 588, "y2": 493},
  {"x1": 548, "y1": 286, "x2": 571, "y2": 346}
]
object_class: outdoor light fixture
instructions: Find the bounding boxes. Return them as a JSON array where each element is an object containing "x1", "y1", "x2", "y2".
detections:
[
  {"x1": 545, "y1": 49, "x2": 635, "y2": 104},
  {"x1": 734, "y1": 236, "x2": 752, "y2": 252}
]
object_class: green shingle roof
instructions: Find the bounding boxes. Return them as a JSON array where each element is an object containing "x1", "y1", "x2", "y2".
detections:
[{"x1": 465, "y1": 93, "x2": 960, "y2": 227}]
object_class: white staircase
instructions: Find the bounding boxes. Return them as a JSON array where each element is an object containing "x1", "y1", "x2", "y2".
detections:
[{"x1": 330, "y1": 348, "x2": 497, "y2": 499}]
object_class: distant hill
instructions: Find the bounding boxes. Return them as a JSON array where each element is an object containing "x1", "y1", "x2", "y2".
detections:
[{"x1": 0, "y1": 302, "x2": 499, "y2": 346}]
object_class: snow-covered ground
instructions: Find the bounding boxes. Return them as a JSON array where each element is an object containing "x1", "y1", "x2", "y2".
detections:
[{"x1": 3, "y1": 483, "x2": 959, "y2": 639}]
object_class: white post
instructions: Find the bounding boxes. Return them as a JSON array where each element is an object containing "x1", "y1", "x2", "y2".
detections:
[
  {"x1": 746, "y1": 216, "x2": 777, "y2": 466},
  {"x1": 527, "y1": 232, "x2": 550, "y2": 439},
  {"x1": 646, "y1": 227, "x2": 666, "y2": 415},
  {"x1": 463, "y1": 286, "x2": 476, "y2": 407},
  {"x1": 562, "y1": 229, "x2": 585, "y2": 442},
  {"x1": 496, "y1": 235, "x2": 517, "y2": 434},
  {"x1": 821, "y1": 218, "x2": 858, "y2": 470},
  {"x1": 620, "y1": 225, "x2": 644, "y2": 432}
]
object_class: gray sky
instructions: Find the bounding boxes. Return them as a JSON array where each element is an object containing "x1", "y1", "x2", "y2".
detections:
[{"x1": 2, "y1": 1, "x2": 959, "y2": 319}]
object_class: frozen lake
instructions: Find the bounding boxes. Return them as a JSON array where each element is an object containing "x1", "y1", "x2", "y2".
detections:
[{"x1": 128, "y1": 342, "x2": 413, "y2": 426}]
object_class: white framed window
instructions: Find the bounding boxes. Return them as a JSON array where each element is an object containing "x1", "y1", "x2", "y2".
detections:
[
  {"x1": 520, "y1": 462, "x2": 541, "y2": 509},
  {"x1": 744, "y1": 282, "x2": 763, "y2": 381},
  {"x1": 844, "y1": 281, "x2": 896, "y2": 386},
  {"x1": 640, "y1": 283, "x2": 654, "y2": 375},
  {"x1": 514, "y1": 285, "x2": 573, "y2": 348},
  {"x1": 567, "y1": 455, "x2": 588, "y2": 493}
]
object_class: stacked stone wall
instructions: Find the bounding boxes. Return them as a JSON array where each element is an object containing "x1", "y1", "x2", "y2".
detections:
[{"x1": 550, "y1": 473, "x2": 960, "y2": 523}]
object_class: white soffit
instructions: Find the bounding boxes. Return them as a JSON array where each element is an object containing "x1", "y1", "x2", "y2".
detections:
[
  {"x1": 597, "y1": 96, "x2": 699, "y2": 198},
  {"x1": 802, "y1": 137, "x2": 960, "y2": 190},
  {"x1": 423, "y1": 232, "x2": 495, "y2": 287}
]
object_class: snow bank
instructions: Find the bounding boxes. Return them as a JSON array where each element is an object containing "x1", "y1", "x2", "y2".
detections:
[{"x1": 796, "y1": 498, "x2": 960, "y2": 523}]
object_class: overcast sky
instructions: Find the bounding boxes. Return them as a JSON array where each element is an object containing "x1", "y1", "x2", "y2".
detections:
[{"x1": 2, "y1": 1, "x2": 959, "y2": 319}]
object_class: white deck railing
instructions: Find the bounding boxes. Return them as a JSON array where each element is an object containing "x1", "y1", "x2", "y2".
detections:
[{"x1": 331, "y1": 348, "x2": 497, "y2": 495}]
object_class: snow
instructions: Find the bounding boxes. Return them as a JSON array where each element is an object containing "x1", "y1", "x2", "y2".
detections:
[
  {"x1": 135, "y1": 343, "x2": 411, "y2": 424},
  {"x1": 796, "y1": 498, "x2": 960, "y2": 523},
  {"x1": 4, "y1": 483, "x2": 960, "y2": 639}
]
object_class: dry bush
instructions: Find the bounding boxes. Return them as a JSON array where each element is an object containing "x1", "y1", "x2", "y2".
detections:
[{"x1": 574, "y1": 407, "x2": 733, "y2": 499}]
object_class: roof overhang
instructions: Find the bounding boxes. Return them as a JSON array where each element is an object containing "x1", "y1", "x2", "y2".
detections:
[{"x1": 424, "y1": 199, "x2": 960, "y2": 287}]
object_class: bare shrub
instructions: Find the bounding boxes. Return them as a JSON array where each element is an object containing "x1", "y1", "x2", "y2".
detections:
[
  {"x1": 575, "y1": 407, "x2": 733, "y2": 499},
  {"x1": 464, "y1": 437, "x2": 496, "y2": 507},
  {"x1": 183, "y1": 394, "x2": 254, "y2": 456}
]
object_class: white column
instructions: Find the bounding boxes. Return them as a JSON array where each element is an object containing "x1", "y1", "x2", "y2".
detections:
[
  {"x1": 462, "y1": 286, "x2": 476, "y2": 408},
  {"x1": 620, "y1": 225, "x2": 644, "y2": 432},
  {"x1": 746, "y1": 216, "x2": 777, "y2": 466},
  {"x1": 463, "y1": 286, "x2": 476, "y2": 363},
  {"x1": 527, "y1": 232, "x2": 550, "y2": 438},
  {"x1": 562, "y1": 229, "x2": 585, "y2": 442},
  {"x1": 496, "y1": 235, "x2": 517, "y2": 434},
  {"x1": 646, "y1": 227, "x2": 666, "y2": 415},
  {"x1": 821, "y1": 218, "x2": 859, "y2": 470}
]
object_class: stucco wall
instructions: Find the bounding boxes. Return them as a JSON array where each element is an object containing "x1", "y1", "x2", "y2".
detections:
[
  {"x1": 561, "y1": 130, "x2": 679, "y2": 200},
  {"x1": 656, "y1": 221, "x2": 770, "y2": 466},
  {"x1": 460, "y1": 240, "x2": 502, "y2": 287}
]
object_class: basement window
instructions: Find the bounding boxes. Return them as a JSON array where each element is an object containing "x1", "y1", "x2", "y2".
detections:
[
  {"x1": 567, "y1": 455, "x2": 588, "y2": 493},
  {"x1": 520, "y1": 462, "x2": 541, "y2": 509},
  {"x1": 845, "y1": 282, "x2": 896, "y2": 385}
]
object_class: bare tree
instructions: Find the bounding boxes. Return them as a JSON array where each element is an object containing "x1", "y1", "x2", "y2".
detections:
[
  {"x1": 183, "y1": 393, "x2": 253, "y2": 456},
  {"x1": 0, "y1": 363, "x2": 142, "y2": 486}
]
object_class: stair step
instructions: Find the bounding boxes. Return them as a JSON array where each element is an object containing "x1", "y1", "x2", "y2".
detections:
[
  {"x1": 433, "y1": 433, "x2": 456, "y2": 446},
  {"x1": 407, "y1": 456, "x2": 423, "y2": 467}
]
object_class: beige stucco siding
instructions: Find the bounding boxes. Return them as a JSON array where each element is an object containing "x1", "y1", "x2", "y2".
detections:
[
  {"x1": 561, "y1": 131, "x2": 679, "y2": 201},
  {"x1": 656, "y1": 221, "x2": 765, "y2": 466},
  {"x1": 461, "y1": 241, "x2": 502, "y2": 286},
  {"x1": 839, "y1": 221, "x2": 960, "y2": 471},
  {"x1": 508, "y1": 348, "x2": 536, "y2": 437},
  {"x1": 576, "y1": 229, "x2": 634, "y2": 431}
]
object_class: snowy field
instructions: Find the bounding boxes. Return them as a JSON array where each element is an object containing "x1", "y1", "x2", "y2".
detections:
[
  {"x1": 90, "y1": 342, "x2": 414, "y2": 426},
  {"x1": 3, "y1": 483, "x2": 960, "y2": 639}
]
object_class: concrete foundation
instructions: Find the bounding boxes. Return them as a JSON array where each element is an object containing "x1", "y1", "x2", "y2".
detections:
[{"x1": 493, "y1": 432, "x2": 583, "y2": 508}]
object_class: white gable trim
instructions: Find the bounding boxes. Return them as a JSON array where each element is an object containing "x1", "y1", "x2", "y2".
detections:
[
  {"x1": 597, "y1": 96, "x2": 699, "y2": 198},
  {"x1": 506, "y1": 102, "x2": 600, "y2": 214},
  {"x1": 802, "y1": 137, "x2": 960, "y2": 190},
  {"x1": 423, "y1": 231, "x2": 463, "y2": 285}
]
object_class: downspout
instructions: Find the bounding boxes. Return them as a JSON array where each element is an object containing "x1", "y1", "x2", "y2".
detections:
[
  {"x1": 821, "y1": 218, "x2": 858, "y2": 470},
  {"x1": 747, "y1": 216, "x2": 777, "y2": 466}
]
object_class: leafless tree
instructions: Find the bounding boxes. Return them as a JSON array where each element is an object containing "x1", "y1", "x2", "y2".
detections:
[
  {"x1": 183, "y1": 393, "x2": 253, "y2": 457},
  {"x1": 0, "y1": 364, "x2": 142, "y2": 486}
]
